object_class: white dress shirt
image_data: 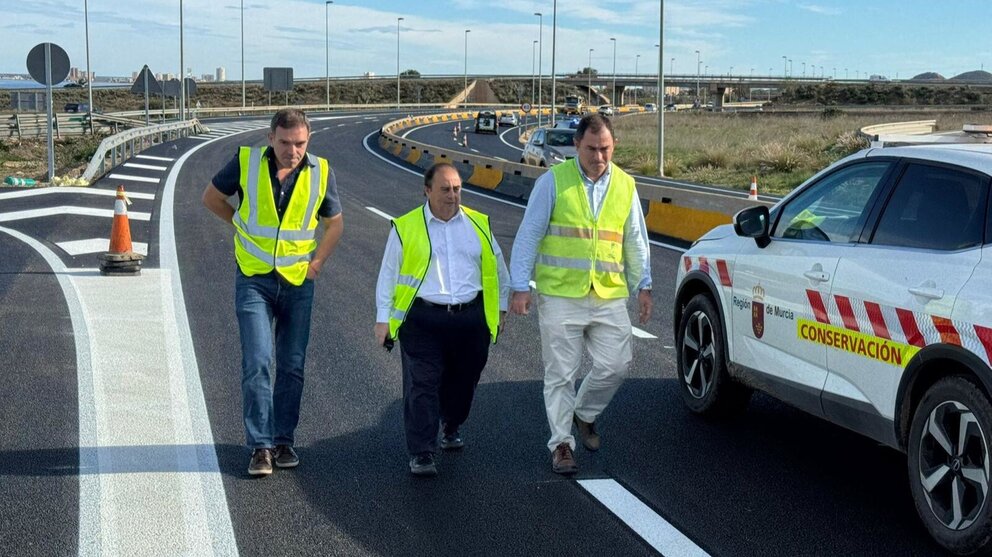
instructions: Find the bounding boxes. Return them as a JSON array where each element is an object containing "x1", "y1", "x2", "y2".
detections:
[{"x1": 376, "y1": 203, "x2": 511, "y2": 323}]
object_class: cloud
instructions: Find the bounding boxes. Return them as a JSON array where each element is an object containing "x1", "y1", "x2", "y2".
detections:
[{"x1": 798, "y1": 4, "x2": 842, "y2": 16}]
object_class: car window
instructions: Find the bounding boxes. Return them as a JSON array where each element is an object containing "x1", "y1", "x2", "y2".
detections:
[
  {"x1": 871, "y1": 163, "x2": 989, "y2": 251},
  {"x1": 546, "y1": 131, "x2": 574, "y2": 147},
  {"x1": 773, "y1": 162, "x2": 890, "y2": 243},
  {"x1": 531, "y1": 130, "x2": 544, "y2": 144}
]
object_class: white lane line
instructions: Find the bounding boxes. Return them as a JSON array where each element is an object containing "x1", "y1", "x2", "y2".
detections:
[
  {"x1": 650, "y1": 238, "x2": 686, "y2": 253},
  {"x1": 136, "y1": 154, "x2": 175, "y2": 162},
  {"x1": 499, "y1": 126, "x2": 524, "y2": 152},
  {"x1": 123, "y1": 162, "x2": 168, "y2": 171},
  {"x1": 0, "y1": 206, "x2": 151, "y2": 222},
  {"x1": 56, "y1": 238, "x2": 149, "y2": 256},
  {"x1": 0, "y1": 188, "x2": 155, "y2": 201},
  {"x1": 632, "y1": 327, "x2": 657, "y2": 339},
  {"x1": 107, "y1": 173, "x2": 160, "y2": 184},
  {"x1": 366, "y1": 206, "x2": 394, "y2": 220},
  {"x1": 337, "y1": 123, "x2": 347, "y2": 127},
  {"x1": 578, "y1": 479, "x2": 711, "y2": 557}
]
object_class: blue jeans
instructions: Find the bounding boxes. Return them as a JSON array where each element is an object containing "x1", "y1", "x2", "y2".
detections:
[{"x1": 235, "y1": 271, "x2": 315, "y2": 449}]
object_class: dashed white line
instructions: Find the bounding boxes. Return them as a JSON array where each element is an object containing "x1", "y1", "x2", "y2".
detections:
[
  {"x1": 0, "y1": 206, "x2": 151, "y2": 222},
  {"x1": 135, "y1": 154, "x2": 175, "y2": 162},
  {"x1": 56, "y1": 238, "x2": 149, "y2": 256},
  {"x1": 123, "y1": 162, "x2": 168, "y2": 171},
  {"x1": 366, "y1": 206, "x2": 394, "y2": 220},
  {"x1": 0, "y1": 188, "x2": 155, "y2": 201},
  {"x1": 579, "y1": 479, "x2": 711, "y2": 557},
  {"x1": 632, "y1": 327, "x2": 657, "y2": 339},
  {"x1": 107, "y1": 173, "x2": 160, "y2": 184}
]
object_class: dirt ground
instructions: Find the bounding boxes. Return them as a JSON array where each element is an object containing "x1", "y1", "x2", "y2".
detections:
[{"x1": 0, "y1": 135, "x2": 101, "y2": 185}]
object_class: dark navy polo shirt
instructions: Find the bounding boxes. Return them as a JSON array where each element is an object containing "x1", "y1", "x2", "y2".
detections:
[{"x1": 211, "y1": 146, "x2": 342, "y2": 219}]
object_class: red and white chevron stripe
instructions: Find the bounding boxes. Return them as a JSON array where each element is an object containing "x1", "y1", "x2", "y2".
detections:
[{"x1": 682, "y1": 256, "x2": 733, "y2": 287}]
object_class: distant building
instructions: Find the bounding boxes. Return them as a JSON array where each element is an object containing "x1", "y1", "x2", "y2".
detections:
[
  {"x1": 201, "y1": 74, "x2": 215, "y2": 82},
  {"x1": 216, "y1": 67, "x2": 226, "y2": 82},
  {"x1": 132, "y1": 71, "x2": 139, "y2": 80}
]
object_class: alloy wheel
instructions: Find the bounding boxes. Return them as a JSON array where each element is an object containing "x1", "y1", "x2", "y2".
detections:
[
  {"x1": 681, "y1": 310, "x2": 715, "y2": 399},
  {"x1": 918, "y1": 400, "x2": 990, "y2": 530}
]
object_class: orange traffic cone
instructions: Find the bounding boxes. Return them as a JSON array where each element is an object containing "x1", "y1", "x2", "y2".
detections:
[
  {"x1": 100, "y1": 185, "x2": 144, "y2": 276},
  {"x1": 748, "y1": 176, "x2": 759, "y2": 201}
]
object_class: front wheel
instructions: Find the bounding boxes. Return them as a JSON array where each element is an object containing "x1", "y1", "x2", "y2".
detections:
[
  {"x1": 675, "y1": 294, "x2": 751, "y2": 417},
  {"x1": 908, "y1": 375, "x2": 992, "y2": 555}
]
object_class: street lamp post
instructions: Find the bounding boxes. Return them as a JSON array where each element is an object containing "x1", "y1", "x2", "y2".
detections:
[
  {"x1": 610, "y1": 37, "x2": 617, "y2": 106},
  {"x1": 788, "y1": 59, "x2": 793, "y2": 77},
  {"x1": 670, "y1": 57, "x2": 674, "y2": 75},
  {"x1": 325, "y1": 1, "x2": 332, "y2": 109},
  {"x1": 635, "y1": 53, "x2": 641, "y2": 104},
  {"x1": 695, "y1": 49, "x2": 701, "y2": 102},
  {"x1": 782, "y1": 55, "x2": 787, "y2": 77},
  {"x1": 179, "y1": 0, "x2": 185, "y2": 121},
  {"x1": 802, "y1": 61, "x2": 806, "y2": 77},
  {"x1": 532, "y1": 40, "x2": 538, "y2": 104},
  {"x1": 463, "y1": 29, "x2": 470, "y2": 108},
  {"x1": 588, "y1": 48, "x2": 594, "y2": 104},
  {"x1": 550, "y1": 0, "x2": 558, "y2": 123},
  {"x1": 657, "y1": 0, "x2": 664, "y2": 177},
  {"x1": 241, "y1": 0, "x2": 245, "y2": 107},
  {"x1": 535, "y1": 12, "x2": 543, "y2": 128},
  {"x1": 84, "y1": 0, "x2": 93, "y2": 118},
  {"x1": 396, "y1": 17, "x2": 403, "y2": 109}
]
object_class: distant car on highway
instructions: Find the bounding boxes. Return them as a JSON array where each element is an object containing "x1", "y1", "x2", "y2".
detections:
[
  {"x1": 63, "y1": 103, "x2": 91, "y2": 113},
  {"x1": 674, "y1": 143, "x2": 992, "y2": 556},
  {"x1": 664, "y1": 103, "x2": 678, "y2": 112},
  {"x1": 644, "y1": 103, "x2": 657, "y2": 112},
  {"x1": 554, "y1": 117, "x2": 580, "y2": 129},
  {"x1": 474, "y1": 110, "x2": 497, "y2": 134},
  {"x1": 498, "y1": 112, "x2": 519, "y2": 127},
  {"x1": 597, "y1": 104, "x2": 615, "y2": 116},
  {"x1": 521, "y1": 127, "x2": 576, "y2": 167}
]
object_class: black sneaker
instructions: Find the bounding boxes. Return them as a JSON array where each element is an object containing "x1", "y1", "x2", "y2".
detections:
[
  {"x1": 409, "y1": 453, "x2": 438, "y2": 477},
  {"x1": 248, "y1": 448, "x2": 273, "y2": 476},
  {"x1": 439, "y1": 428, "x2": 464, "y2": 451},
  {"x1": 273, "y1": 445, "x2": 299, "y2": 468}
]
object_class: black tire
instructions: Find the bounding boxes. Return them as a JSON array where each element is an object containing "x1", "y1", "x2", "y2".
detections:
[
  {"x1": 908, "y1": 375, "x2": 992, "y2": 555},
  {"x1": 675, "y1": 294, "x2": 752, "y2": 417}
]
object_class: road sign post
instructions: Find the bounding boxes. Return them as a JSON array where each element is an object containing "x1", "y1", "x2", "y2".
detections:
[
  {"x1": 26, "y1": 42, "x2": 70, "y2": 183},
  {"x1": 131, "y1": 65, "x2": 162, "y2": 125}
]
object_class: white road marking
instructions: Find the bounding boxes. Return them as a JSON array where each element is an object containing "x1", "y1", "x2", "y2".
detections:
[
  {"x1": 123, "y1": 162, "x2": 168, "y2": 171},
  {"x1": 499, "y1": 126, "x2": 524, "y2": 151},
  {"x1": 135, "y1": 154, "x2": 175, "y2": 162},
  {"x1": 0, "y1": 188, "x2": 155, "y2": 201},
  {"x1": 578, "y1": 479, "x2": 711, "y2": 557},
  {"x1": 366, "y1": 206, "x2": 394, "y2": 220},
  {"x1": 632, "y1": 327, "x2": 657, "y2": 339},
  {"x1": 0, "y1": 206, "x2": 151, "y2": 222},
  {"x1": 56, "y1": 238, "x2": 149, "y2": 256},
  {"x1": 107, "y1": 173, "x2": 160, "y2": 184},
  {"x1": 337, "y1": 123, "x2": 347, "y2": 127}
]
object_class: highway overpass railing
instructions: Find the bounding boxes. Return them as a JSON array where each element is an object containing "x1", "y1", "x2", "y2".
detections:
[{"x1": 81, "y1": 119, "x2": 206, "y2": 182}]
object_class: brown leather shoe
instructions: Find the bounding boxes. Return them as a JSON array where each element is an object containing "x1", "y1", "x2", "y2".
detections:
[
  {"x1": 248, "y1": 448, "x2": 273, "y2": 476},
  {"x1": 551, "y1": 443, "x2": 578, "y2": 475},
  {"x1": 573, "y1": 415, "x2": 600, "y2": 451}
]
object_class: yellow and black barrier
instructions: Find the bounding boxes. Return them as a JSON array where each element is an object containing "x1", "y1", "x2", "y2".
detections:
[{"x1": 379, "y1": 112, "x2": 771, "y2": 242}]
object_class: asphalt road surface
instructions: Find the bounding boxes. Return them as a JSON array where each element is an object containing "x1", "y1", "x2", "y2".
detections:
[{"x1": 0, "y1": 110, "x2": 947, "y2": 556}]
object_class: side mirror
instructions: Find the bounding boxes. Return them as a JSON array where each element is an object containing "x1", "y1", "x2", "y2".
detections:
[{"x1": 734, "y1": 205, "x2": 771, "y2": 248}]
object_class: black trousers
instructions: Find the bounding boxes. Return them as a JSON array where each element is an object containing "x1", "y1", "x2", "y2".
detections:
[{"x1": 398, "y1": 297, "x2": 491, "y2": 456}]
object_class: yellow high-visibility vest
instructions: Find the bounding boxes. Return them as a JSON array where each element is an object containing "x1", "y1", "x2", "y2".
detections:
[
  {"x1": 232, "y1": 147, "x2": 329, "y2": 286},
  {"x1": 535, "y1": 159, "x2": 634, "y2": 299},
  {"x1": 388, "y1": 205, "x2": 501, "y2": 343}
]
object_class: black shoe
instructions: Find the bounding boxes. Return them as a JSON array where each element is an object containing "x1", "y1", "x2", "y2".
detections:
[
  {"x1": 409, "y1": 453, "x2": 438, "y2": 477},
  {"x1": 573, "y1": 415, "x2": 600, "y2": 451},
  {"x1": 273, "y1": 445, "x2": 299, "y2": 468},
  {"x1": 248, "y1": 448, "x2": 273, "y2": 476},
  {"x1": 439, "y1": 426, "x2": 464, "y2": 451}
]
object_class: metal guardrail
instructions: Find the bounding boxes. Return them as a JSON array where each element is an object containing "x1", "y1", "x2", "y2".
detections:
[{"x1": 82, "y1": 119, "x2": 205, "y2": 182}]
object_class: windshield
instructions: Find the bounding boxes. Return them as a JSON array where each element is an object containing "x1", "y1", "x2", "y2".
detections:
[{"x1": 546, "y1": 131, "x2": 575, "y2": 147}]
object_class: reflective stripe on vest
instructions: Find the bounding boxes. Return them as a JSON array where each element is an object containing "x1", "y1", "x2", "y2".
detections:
[
  {"x1": 232, "y1": 147, "x2": 328, "y2": 286},
  {"x1": 387, "y1": 205, "x2": 501, "y2": 343},
  {"x1": 535, "y1": 159, "x2": 634, "y2": 299}
]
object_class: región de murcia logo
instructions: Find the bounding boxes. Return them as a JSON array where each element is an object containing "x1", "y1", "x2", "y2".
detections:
[{"x1": 752, "y1": 284, "x2": 765, "y2": 339}]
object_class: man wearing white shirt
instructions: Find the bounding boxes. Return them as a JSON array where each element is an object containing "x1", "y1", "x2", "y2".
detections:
[
  {"x1": 510, "y1": 114, "x2": 652, "y2": 475},
  {"x1": 375, "y1": 163, "x2": 510, "y2": 477}
]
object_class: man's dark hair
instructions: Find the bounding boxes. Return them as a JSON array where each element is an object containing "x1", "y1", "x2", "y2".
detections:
[
  {"x1": 575, "y1": 113, "x2": 614, "y2": 142},
  {"x1": 423, "y1": 162, "x2": 460, "y2": 188},
  {"x1": 270, "y1": 107, "x2": 311, "y2": 133}
]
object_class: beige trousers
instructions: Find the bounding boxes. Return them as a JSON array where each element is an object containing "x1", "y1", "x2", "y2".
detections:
[{"x1": 537, "y1": 292, "x2": 632, "y2": 452}]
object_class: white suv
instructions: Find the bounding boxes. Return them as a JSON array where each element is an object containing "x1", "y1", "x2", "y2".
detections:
[{"x1": 674, "y1": 144, "x2": 992, "y2": 555}]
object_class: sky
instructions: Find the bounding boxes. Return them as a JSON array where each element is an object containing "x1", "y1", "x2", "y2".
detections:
[{"x1": 1, "y1": 0, "x2": 990, "y2": 82}]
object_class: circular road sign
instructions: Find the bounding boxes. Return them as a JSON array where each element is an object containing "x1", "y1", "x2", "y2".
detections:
[
  {"x1": 26, "y1": 43, "x2": 70, "y2": 85},
  {"x1": 521, "y1": 103, "x2": 533, "y2": 113}
]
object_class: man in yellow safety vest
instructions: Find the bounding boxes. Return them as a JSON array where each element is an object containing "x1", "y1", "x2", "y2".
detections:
[
  {"x1": 374, "y1": 162, "x2": 509, "y2": 477},
  {"x1": 510, "y1": 113, "x2": 653, "y2": 475},
  {"x1": 202, "y1": 108, "x2": 344, "y2": 477}
]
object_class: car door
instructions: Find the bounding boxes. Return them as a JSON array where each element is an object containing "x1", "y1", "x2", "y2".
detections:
[
  {"x1": 825, "y1": 162, "x2": 989, "y2": 434},
  {"x1": 731, "y1": 161, "x2": 894, "y2": 417},
  {"x1": 525, "y1": 129, "x2": 544, "y2": 165}
]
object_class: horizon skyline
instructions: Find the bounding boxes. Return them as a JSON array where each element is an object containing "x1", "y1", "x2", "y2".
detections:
[{"x1": 2, "y1": 1, "x2": 989, "y2": 84}]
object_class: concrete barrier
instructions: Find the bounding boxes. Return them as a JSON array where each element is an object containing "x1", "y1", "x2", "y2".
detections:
[{"x1": 379, "y1": 113, "x2": 772, "y2": 242}]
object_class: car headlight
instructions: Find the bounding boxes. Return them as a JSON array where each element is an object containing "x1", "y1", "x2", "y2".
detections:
[{"x1": 550, "y1": 151, "x2": 565, "y2": 162}]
